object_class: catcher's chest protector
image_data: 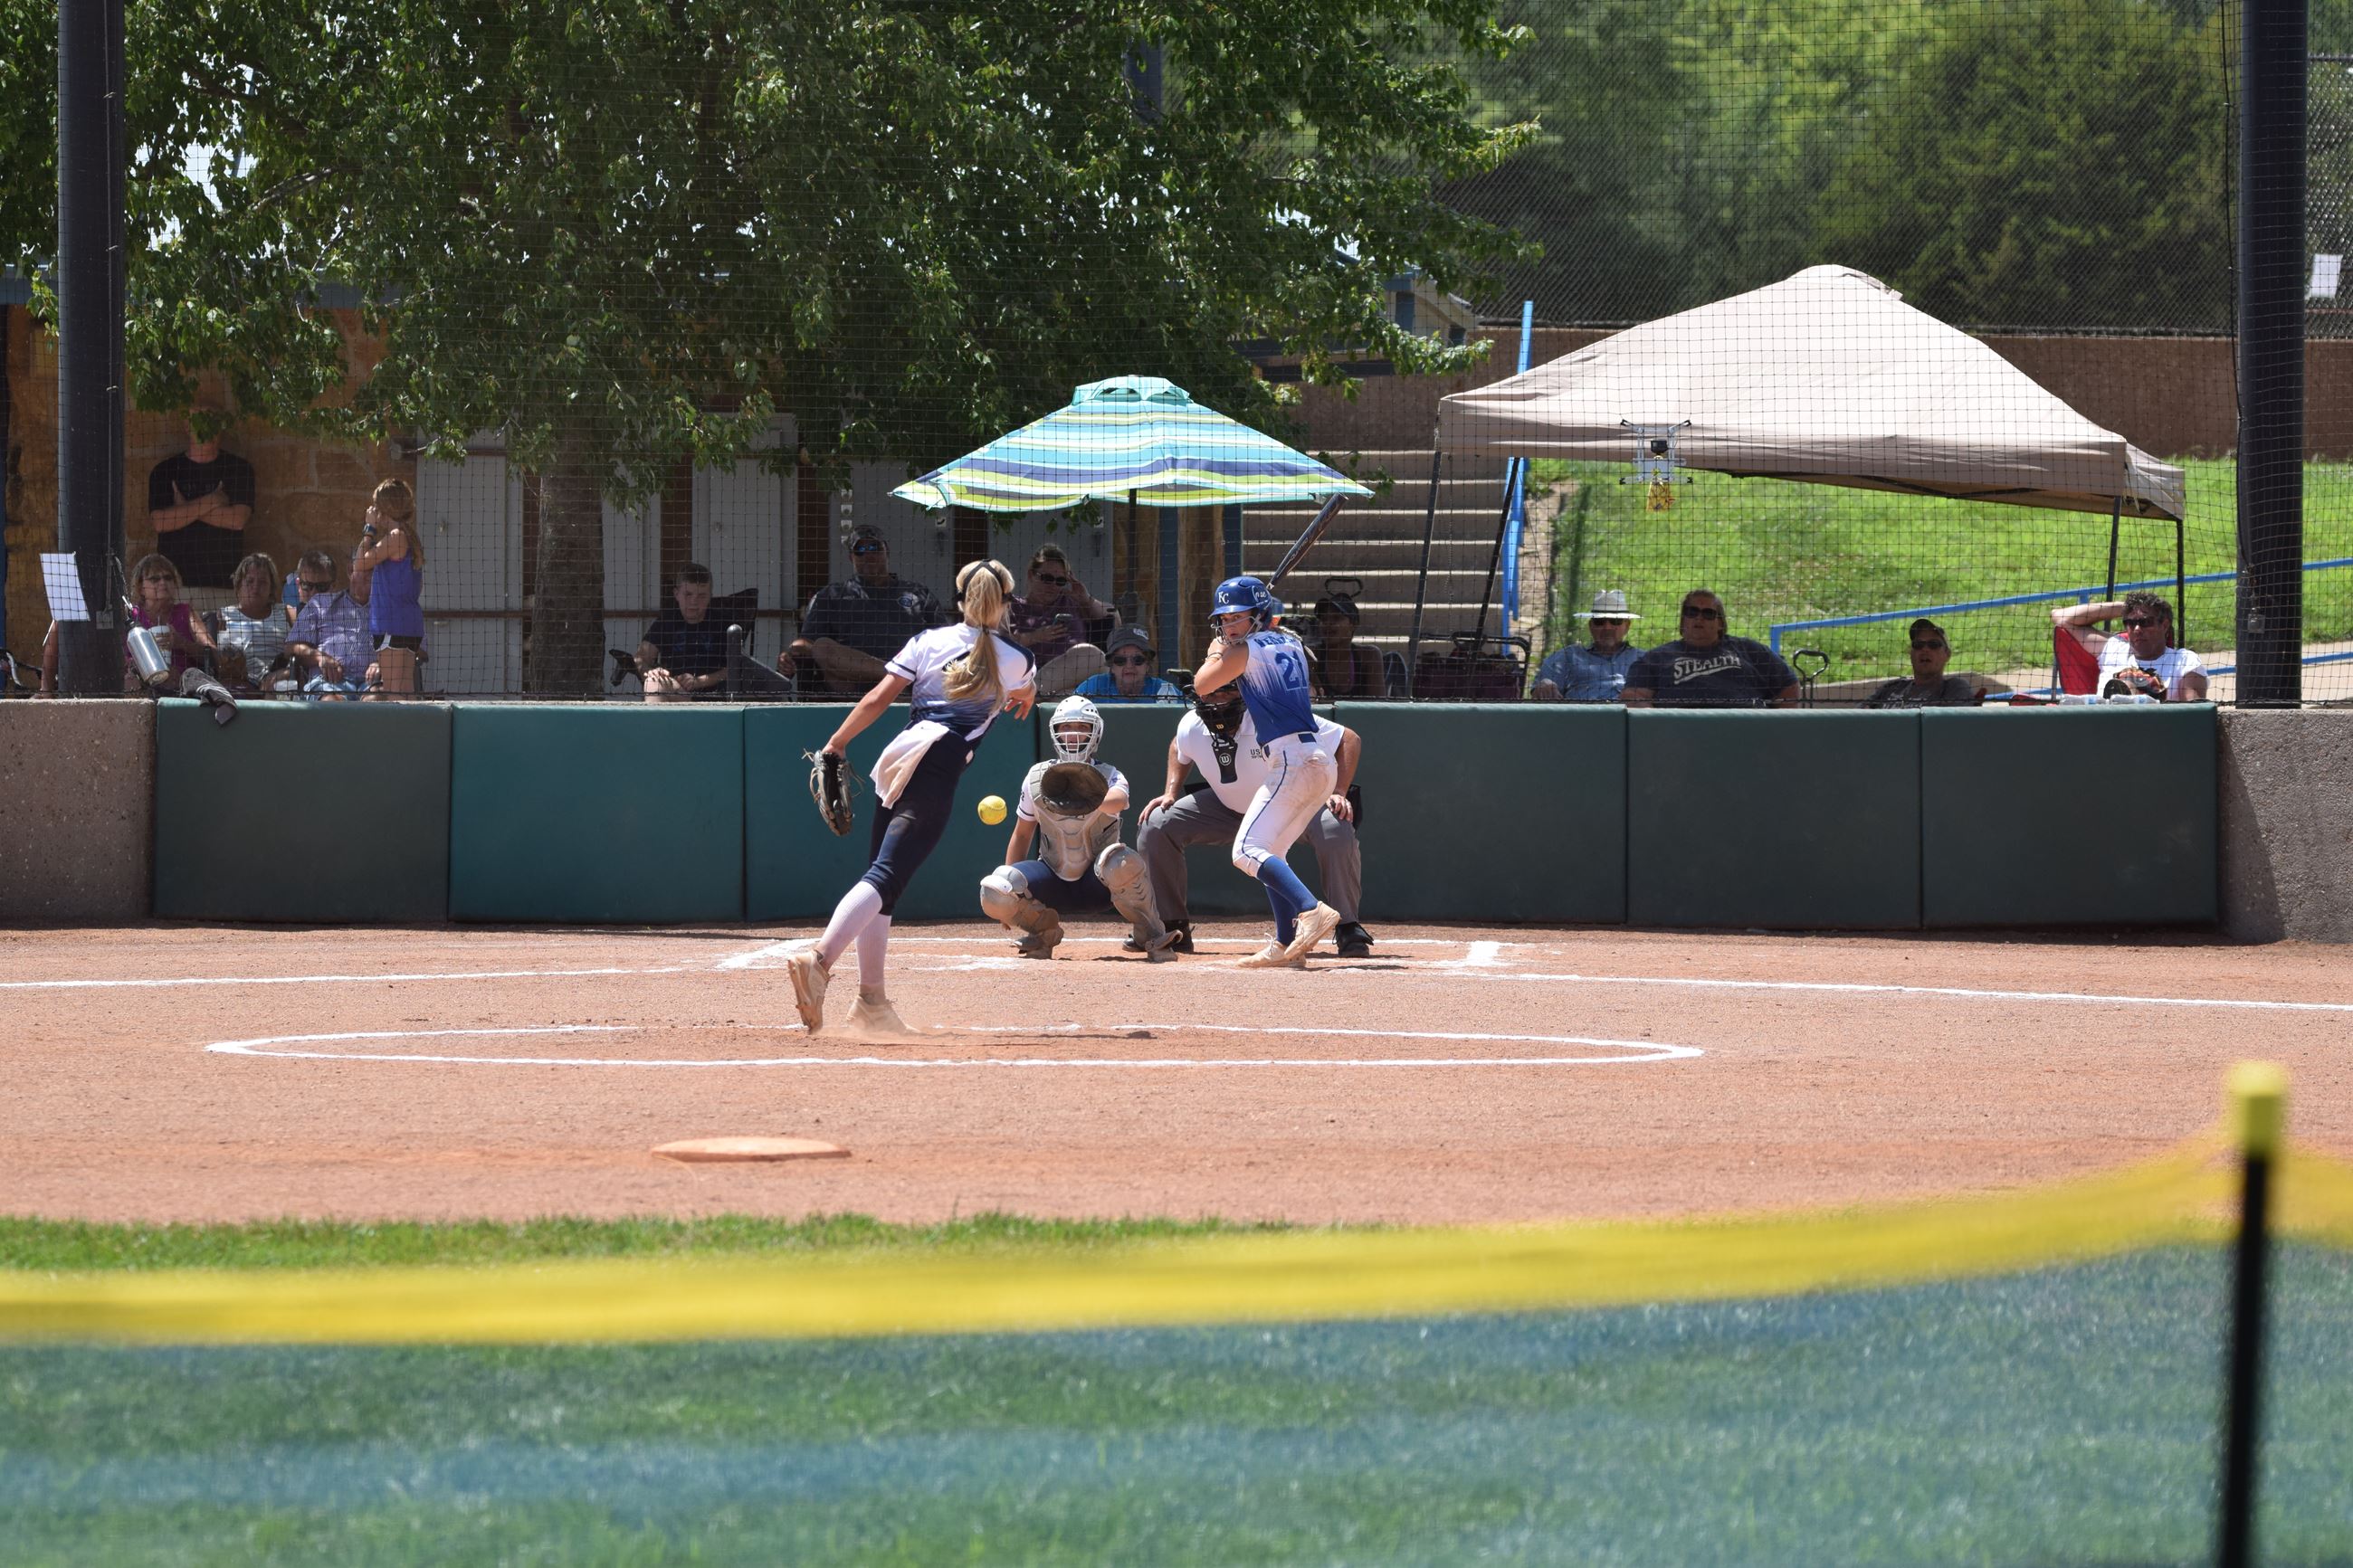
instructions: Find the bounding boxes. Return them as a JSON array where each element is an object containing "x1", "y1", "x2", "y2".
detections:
[{"x1": 1024, "y1": 761, "x2": 1118, "y2": 879}]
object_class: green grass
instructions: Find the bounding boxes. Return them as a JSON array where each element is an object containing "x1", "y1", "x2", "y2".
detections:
[
  {"x1": 4, "y1": 1246, "x2": 2349, "y2": 1565},
  {"x1": 0, "y1": 1213, "x2": 1291, "y2": 1274},
  {"x1": 1529, "y1": 458, "x2": 2353, "y2": 690}
]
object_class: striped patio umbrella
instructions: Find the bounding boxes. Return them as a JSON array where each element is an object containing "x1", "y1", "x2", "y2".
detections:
[{"x1": 891, "y1": 375, "x2": 1371, "y2": 512}]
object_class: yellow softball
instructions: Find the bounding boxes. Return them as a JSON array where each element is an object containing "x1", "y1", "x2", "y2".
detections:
[{"x1": 976, "y1": 794, "x2": 1008, "y2": 826}]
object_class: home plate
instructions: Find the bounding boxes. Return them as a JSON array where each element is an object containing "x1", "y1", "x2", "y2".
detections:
[{"x1": 652, "y1": 1136, "x2": 849, "y2": 1163}]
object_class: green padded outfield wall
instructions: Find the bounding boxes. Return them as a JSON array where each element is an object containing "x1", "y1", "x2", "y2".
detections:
[
  {"x1": 153, "y1": 698, "x2": 452, "y2": 923},
  {"x1": 1921, "y1": 706, "x2": 2217, "y2": 926},
  {"x1": 744, "y1": 705, "x2": 1041, "y2": 921},
  {"x1": 449, "y1": 705, "x2": 744, "y2": 922},
  {"x1": 1334, "y1": 702, "x2": 1626, "y2": 923},
  {"x1": 1628, "y1": 710, "x2": 1920, "y2": 929}
]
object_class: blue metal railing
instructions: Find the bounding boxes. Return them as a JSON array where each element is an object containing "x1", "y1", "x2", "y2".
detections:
[{"x1": 1767, "y1": 557, "x2": 2353, "y2": 654}]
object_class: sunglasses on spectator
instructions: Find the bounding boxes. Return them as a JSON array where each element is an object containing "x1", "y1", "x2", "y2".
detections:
[
  {"x1": 1109, "y1": 653, "x2": 1150, "y2": 667},
  {"x1": 297, "y1": 577, "x2": 332, "y2": 591},
  {"x1": 1681, "y1": 604, "x2": 1722, "y2": 620},
  {"x1": 1911, "y1": 639, "x2": 1946, "y2": 650},
  {"x1": 2120, "y1": 616, "x2": 2161, "y2": 629},
  {"x1": 851, "y1": 540, "x2": 885, "y2": 556},
  {"x1": 1033, "y1": 571, "x2": 1069, "y2": 586}
]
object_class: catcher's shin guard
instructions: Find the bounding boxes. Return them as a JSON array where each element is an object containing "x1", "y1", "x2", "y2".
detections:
[
  {"x1": 1095, "y1": 844, "x2": 1175, "y2": 958},
  {"x1": 979, "y1": 865, "x2": 1063, "y2": 956}
]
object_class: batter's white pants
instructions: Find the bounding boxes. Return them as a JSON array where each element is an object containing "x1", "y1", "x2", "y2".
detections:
[{"x1": 1232, "y1": 738, "x2": 1338, "y2": 879}]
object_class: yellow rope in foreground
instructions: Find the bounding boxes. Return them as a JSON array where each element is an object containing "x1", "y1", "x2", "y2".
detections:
[{"x1": 6, "y1": 1136, "x2": 2345, "y2": 1346}]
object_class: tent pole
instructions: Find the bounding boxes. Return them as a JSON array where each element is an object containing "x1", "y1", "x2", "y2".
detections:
[
  {"x1": 1469, "y1": 476, "x2": 1515, "y2": 648},
  {"x1": 1405, "y1": 428, "x2": 1444, "y2": 695},
  {"x1": 2118, "y1": 500, "x2": 2136, "y2": 606},
  {"x1": 2176, "y1": 512, "x2": 2189, "y2": 648}
]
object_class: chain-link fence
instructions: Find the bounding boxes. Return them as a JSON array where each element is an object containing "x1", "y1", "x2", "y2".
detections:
[{"x1": 1, "y1": 0, "x2": 2348, "y2": 702}]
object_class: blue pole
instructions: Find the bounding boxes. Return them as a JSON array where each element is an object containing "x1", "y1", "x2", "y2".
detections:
[{"x1": 1498, "y1": 301, "x2": 1536, "y2": 618}]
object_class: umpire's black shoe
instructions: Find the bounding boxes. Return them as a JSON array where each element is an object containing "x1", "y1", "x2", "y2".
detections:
[
  {"x1": 1126, "y1": 920, "x2": 1194, "y2": 955},
  {"x1": 1336, "y1": 922, "x2": 1374, "y2": 958}
]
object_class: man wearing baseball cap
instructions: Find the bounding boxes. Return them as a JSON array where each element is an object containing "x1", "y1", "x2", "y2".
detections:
[
  {"x1": 785, "y1": 524, "x2": 945, "y2": 695},
  {"x1": 1530, "y1": 589, "x2": 1647, "y2": 702},
  {"x1": 1073, "y1": 625, "x2": 1182, "y2": 703}
]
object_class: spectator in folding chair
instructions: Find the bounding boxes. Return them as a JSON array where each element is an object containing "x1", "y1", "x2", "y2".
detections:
[
  {"x1": 1530, "y1": 589, "x2": 1646, "y2": 702},
  {"x1": 1863, "y1": 619, "x2": 1979, "y2": 708},
  {"x1": 636, "y1": 563, "x2": 729, "y2": 701},
  {"x1": 784, "y1": 525, "x2": 946, "y2": 695},
  {"x1": 2052, "y1": 592, "x2": 2207, "y2": 702}
]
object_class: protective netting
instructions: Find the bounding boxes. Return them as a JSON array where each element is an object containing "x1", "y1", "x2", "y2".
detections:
[{"x1": 0, "y1": 0, "x2": 2348, "y2": 702}]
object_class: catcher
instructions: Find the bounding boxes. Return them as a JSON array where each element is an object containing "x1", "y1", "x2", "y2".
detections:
[{"x1": 977, "y1": 696, "x2": 1179, "y2": 960}]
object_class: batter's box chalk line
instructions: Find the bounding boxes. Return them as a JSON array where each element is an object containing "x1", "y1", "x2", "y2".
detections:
[{"x1": 202, "y1": 1021, "x2": 1700, "y2": 1069}]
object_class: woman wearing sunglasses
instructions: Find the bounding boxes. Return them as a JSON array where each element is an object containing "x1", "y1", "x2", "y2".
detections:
[{"x1": 1007, "y1": 545, "x2": 1114, "y2": 696}]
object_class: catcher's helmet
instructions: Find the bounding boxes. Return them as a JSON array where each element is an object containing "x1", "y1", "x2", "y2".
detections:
[
  {"x1": 1193, "y1": 682, "x2": 1245, "y2": 740},
  {"x1": 1048, "y1": 695, "x2": 1103, "y2": 764},
  {"x1": 1209, "y1": 575, "x2": 1281, "y2": 632}
]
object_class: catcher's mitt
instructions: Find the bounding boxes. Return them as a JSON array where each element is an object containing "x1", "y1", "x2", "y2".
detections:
[
  {"x1": 2101, "y1": 666, "x2": 2167, "y2": 702},
  {"x1": 808, "y1": 748, "x2": 856, "y2": 836},
  {"x1": 1036, "y1": 761, "x2": 1110, "y2": 816}
]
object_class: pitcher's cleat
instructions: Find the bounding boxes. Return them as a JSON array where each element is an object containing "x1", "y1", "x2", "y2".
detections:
[
  {"x1": 1234, "y1": 940, "x2": 1303, "y2": 970},
  {"x1": 1279, "y1": 902, "x2": 1343, "y2": 965},
  {"x1": 848, "y1": 993, "x2": 920, "y2": 1041},
  {"x1": 785, "y1": 947, "x2": 831, "y2": 1031}
]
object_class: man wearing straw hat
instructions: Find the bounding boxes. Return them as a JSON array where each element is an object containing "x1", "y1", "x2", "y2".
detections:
[{"x1": 1530, "y1": 589, "x2": 1647, "y2": 702}]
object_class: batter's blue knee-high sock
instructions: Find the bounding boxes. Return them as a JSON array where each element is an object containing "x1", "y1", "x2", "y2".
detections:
[{"x1": 1257, "y1": 856, "x2": 1313, "y2": 944}]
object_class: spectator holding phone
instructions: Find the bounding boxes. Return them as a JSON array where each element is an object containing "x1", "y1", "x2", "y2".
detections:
[
  {"x1": 352, "y1": 478, "x2": 426, "y2": 692},
  {"x1": 1007, "y1": 545, "x2": 1114, "y2": 696}
]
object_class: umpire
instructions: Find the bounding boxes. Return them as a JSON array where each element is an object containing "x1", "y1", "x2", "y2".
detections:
[{"x1": 1135, "y1": 685, "x2": 1373, "y2": 958}]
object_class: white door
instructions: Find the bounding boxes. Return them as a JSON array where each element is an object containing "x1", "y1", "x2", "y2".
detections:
[
  {"x1": 414, "y1": 440, "x2": 522, "y2": 694},
  {"x1": 694, "y1": 418, "x2": 795, "y2": 663}
]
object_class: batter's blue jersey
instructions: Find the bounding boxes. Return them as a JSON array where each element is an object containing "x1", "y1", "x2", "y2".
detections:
[{"x1": 1237, "y1": 630, "x2": 1317, "y2": 739}]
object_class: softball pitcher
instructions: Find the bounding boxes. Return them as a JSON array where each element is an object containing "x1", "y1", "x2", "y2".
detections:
[
  {"x1": 788, "y1": 559, "x2": 1036, "y2": 1036},
  {"x1": 1193, "y1": 575, "x2": 1342, "y2": 967}
]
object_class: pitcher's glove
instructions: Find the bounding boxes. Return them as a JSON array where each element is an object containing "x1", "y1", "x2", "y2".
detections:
[
  {"x1": 808, "y1": 748, "x2": 855, "y2": 836},
  {"x1": 2101, "y1": 666, "x2": 2167, "y2": 702}
]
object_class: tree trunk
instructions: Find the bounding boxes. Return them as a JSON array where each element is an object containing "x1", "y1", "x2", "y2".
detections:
[{"x1": 526, "y1": 418, "x2": 610, "y2": 696}]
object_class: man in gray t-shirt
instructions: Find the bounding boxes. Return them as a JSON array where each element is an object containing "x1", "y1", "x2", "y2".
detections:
[{"x1": 1863, "y1": 618, "x2": 1979, "y2": 708}]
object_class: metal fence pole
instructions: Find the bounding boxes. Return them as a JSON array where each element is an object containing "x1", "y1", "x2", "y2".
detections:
[
  {"x1": 55, "y1": 0, "x2": 129, "y2": 694},
  {"x1": 2216, "y1": 1062, "x2": 2285, "y2": 1568},
  {"x1": 2236, "y1": 0, "x2": 2307, "y2": 706}
]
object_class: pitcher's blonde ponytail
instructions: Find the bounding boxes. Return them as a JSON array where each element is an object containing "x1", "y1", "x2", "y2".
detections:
[{"x1": 943, "y1": 559, "x2": 1015, "y2": 707}]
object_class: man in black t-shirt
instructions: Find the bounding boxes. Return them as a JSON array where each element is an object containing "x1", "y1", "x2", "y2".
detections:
[
  {"x1": 637, "y1": 563, "x2": 730, "y2": 700},
  {"x1": 783, "y1": 524, "x2": 944, "y2": 694},
  {"x1": 1623, "y1": 590, "x2": 1800, "y2": 708},
  {"x1": 1863, "y1": 619, "x2": 1980, "y2": 708},
  {"x1": 147, "y1": 406, "x2": 257, "y2": 592}
]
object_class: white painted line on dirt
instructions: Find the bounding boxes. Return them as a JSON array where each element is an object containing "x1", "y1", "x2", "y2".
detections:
[
  {"x1": 1458, "y1": 941, "x2": 1506, "y2": 968},
  {"x1": 203, "y1": 1021, "x2": 1700, "y2": 1069},
  {"x1": 1464, "y1": 971, "x2": 2353, "y2": 1014},
  {"x1": 715, "y1": 940, "x2": 802, "y2": 970},
  {"x1": 0, "y1": 967, "x2": 685, "y2": 992}
]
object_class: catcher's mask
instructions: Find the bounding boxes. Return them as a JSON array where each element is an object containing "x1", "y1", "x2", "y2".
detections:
[
  {"x1": 1194, "y1": 685, "x2": 1245, "y2": 741},
  {"x1": 1049, "y1": 695, "x2": 1103, "y2": 765}
]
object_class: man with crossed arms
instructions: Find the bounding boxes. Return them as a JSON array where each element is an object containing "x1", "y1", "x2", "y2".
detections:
[{"x1": 1135, "y1": 683, "x2": 1374, "y2": 960}]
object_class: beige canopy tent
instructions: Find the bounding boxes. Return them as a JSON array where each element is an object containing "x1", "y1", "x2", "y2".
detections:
[{"x1": 1417, "y1": 265, "x2": 2186, "y2": 670}]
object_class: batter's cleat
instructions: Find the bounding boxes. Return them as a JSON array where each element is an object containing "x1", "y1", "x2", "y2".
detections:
[
  {"x1": 1234, "y1": 939, "x2": 1304, "y2": 970},
  {"x1": 848, "y1": 993, "x2": 920, "y2": 1041},
  {"x1": 1125, "y1": 920, "x2": 1194, "y2": 955},
  {"x1": 1336, "y1": 922, "x2": 1375, "y2": 958},
  {"x1": 785, "y1": 947, "x2": 832, "y2": 1032},
  {"x1": 1280, "y1": 902, "x2": 1343, "y2": 965}
]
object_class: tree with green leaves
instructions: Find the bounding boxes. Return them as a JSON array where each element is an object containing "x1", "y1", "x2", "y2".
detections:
[
  {"x1": 1814, "y1": 0, "x2": 2228, "y2": 331},
  {"x1": 2, "y1": 0, "x2": 1533, "y2": 692}
]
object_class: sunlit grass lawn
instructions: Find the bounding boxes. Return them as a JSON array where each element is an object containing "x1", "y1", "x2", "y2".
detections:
[
  {"x1": 4, "y1": 1246, "x2": 2348, "y2": 1566},
  {"x1": 1530, "y1": 458, "x2": 2353, "y2": 689}
]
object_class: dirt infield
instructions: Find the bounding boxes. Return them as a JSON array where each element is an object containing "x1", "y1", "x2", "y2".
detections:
[{"x1": 5, "y1": 923, "x2": 2348, "y2": 1226}]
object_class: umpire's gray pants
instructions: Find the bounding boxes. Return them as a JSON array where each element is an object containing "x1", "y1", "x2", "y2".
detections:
[{"x1": 1138, "y1": 791, "x2": 1361, "y2": 925}]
